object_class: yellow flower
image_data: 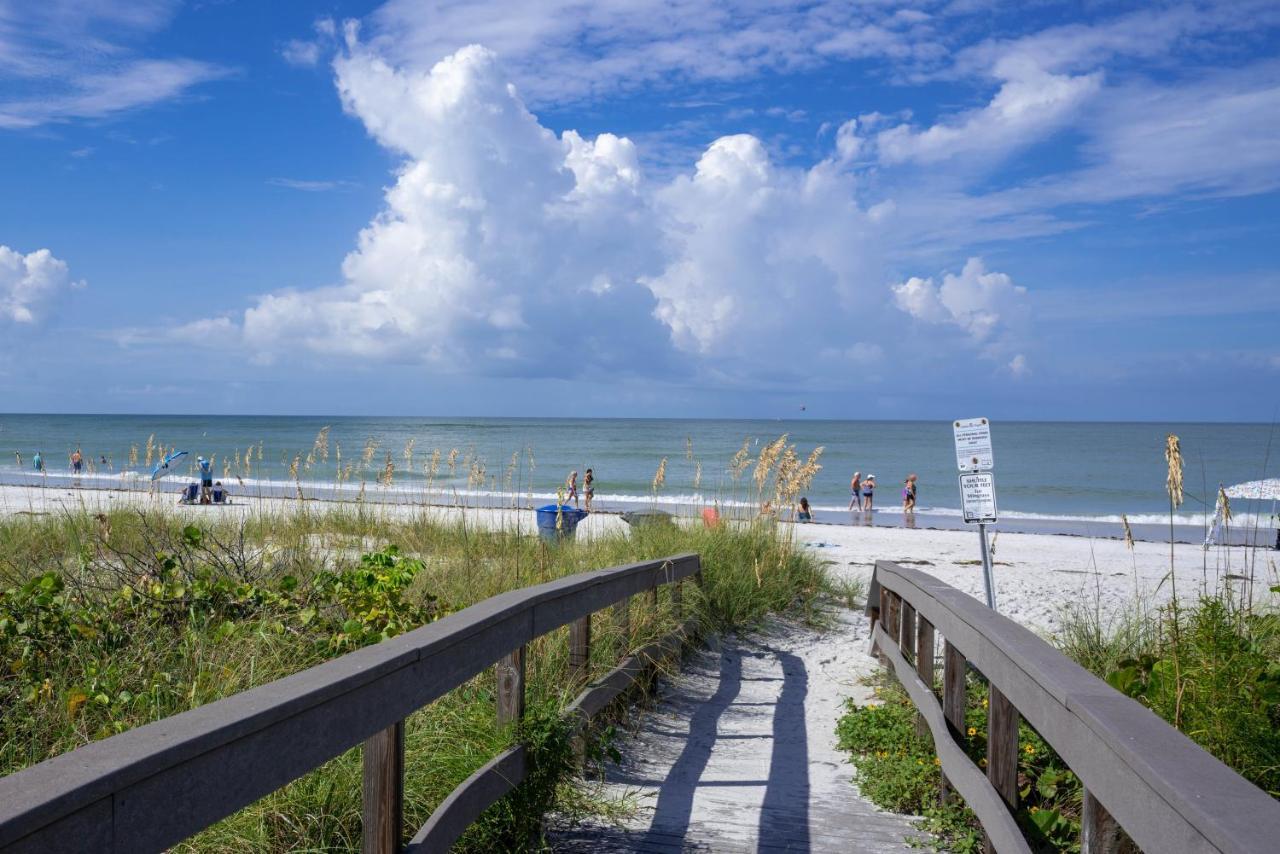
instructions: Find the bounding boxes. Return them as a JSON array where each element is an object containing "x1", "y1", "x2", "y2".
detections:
[
  {"x1": 1024, "y1": 744, "x2": 1036, "y2": 755},
  {"x1": 1030, "y1": 806, "x2": 1040, "y2": 814},
  {"x1": 917, "y1": 759, "x2": 924, "y2": 765},
  {"x1": 979, "y1": 758, "x2": 988, "y2": 767},
  {"x1": 933, "y1": 757, "x2": 941, "y2": 766},
  {"x1": 981, "y1": 698, "x2": 988, "y2": 708},
  {"x1": 967, "y1": 726, "x2": 977, "y2": 736}
]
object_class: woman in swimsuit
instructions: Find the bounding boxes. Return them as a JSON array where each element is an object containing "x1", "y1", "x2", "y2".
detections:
[
  {"x1": 862, "y1": 475, "x2": 875, "y2": 511},
  {"x1": 848, "y1": 472, "x2": 862, "y2": 511},
  {"x1": 583, "y1": 469, "x2": 594, "y2": 511},
  {"x1": 797, "y1": 497, "x2": 813, "y2": 522},
  {"x1": 903, "y1": 474, "x2": 918, "y2": 512},
  {"x1": 566, "y1": 471, "x2": 579, "y2": 508}
]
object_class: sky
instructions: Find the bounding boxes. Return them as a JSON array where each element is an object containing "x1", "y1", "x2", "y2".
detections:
[{"x1": 1, "y1": 0, "x2": 1278, "y2": 421}]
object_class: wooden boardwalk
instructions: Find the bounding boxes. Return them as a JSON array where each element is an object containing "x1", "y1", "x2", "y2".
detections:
[{"x1": 550, "y1": 613, "x2": 922, "y2": 852}]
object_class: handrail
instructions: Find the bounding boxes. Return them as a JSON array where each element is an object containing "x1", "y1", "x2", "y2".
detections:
[
  {"x1": 868, "y1": 560, "x2": 1280, "y2": 853},
  {"x1": 0, "y1": 552, "x2": 702, "y2": 853}
]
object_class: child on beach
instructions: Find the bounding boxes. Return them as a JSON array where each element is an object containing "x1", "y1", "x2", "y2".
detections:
[
  {"x1": 583, "y1": 469, "x2": 594, "y2": 511},
  {"x1": 566, "y1": 471, "x2": 580, "y2": 508},
  {"x1": 797, "y1": 497, "x2": 813, "y2": 522},
  {"x1": 848, "y1": 472, "x2": 862, "y2": 511},
  {"x1": 862, "y1": 475, "x2": 875, "y2": 510}
]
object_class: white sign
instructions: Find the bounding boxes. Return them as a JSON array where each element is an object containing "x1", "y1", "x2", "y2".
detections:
[
  {"x1": 959, "y1": 472, "x2": 998, "y2": 523},
  {"x1": 953, "y1": 417, "x2": 994, "y2": 471}
]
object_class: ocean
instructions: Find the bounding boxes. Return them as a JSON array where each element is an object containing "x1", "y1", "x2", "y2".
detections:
[{"x1": 1, "y1": 415, "x2": 1276, "y2": 543}]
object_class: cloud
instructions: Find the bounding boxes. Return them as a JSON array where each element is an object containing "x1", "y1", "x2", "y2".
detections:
[
  {"x1": 1007, "y1": 353, "x2": 1030, "y2": 377},
  {"x1": 892, "y1": 257, "x2": 1028, "y2": 346},
  {"x1": 281, "y1": 39, "x2": 322, "y2": 68},
  {"x1": 242, "y1": 43, "x2": 672, "y2": 377},
  {"x1": 0, "y1": 246, "x2": 83, "y2": 325},
  {"x1": 872, "y1": 61, "x2": 1102, "y2": 166},
  {"x1": 361, "y1": 0, "x2": 949, "y2": 107},
  {"x1": 0, "y1": 2, "x2": 230, "y2": 128},
  {"x1": 267, "y1": 178, "x2": 360, "y2": 192}
]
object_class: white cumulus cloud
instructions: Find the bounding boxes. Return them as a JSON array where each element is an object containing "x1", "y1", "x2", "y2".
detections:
[
  {"x1": 892, "y1": 257, "x2": 1028, "y2": 347},
  {"x1": 0, "y1": 246, "x2": 83, "y2": 325}
]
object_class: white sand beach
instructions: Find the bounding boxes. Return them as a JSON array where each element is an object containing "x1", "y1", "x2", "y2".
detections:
[{"x1": 4, "y1": 481, "x2": 1275, "y2": 640}]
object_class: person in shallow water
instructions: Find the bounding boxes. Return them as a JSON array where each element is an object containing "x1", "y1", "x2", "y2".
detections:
[
  {"x1": 797, "y1": 497, "x2": 813, "y2": 522},
  {"x1": 862, "y1": 475, "x2": 875, "y2": 511},
  {"x1": 565, "y1": 470, "x2": 580, "y2": 508},
  {"x1": 583, "y1": 468, "x2": 594, "y2": 511},
  {"x1": 70, "y1": 448, "x2": 83, "y2": 474},
  {"x1": 32, "y1": 451, "x2": 43, "y2": 472},
  {"x1": 848, "y1": 471, "x2": 862, "y2": 512},
  {"x1": 902, "y1": 474, "x2": 918, "y2": 513}
]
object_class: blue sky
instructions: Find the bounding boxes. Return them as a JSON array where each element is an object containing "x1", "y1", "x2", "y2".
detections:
[{"x1": 1, "y1": 0, "x2": 1278, "y2": 420}]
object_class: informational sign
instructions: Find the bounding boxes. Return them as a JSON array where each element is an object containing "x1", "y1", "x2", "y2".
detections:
[
  {"x1": 959, "y1": 472, "x2": 998, "y2": 523},
  {"x1": 953, "y1": 417, "x2": 994, "y2": 472}
]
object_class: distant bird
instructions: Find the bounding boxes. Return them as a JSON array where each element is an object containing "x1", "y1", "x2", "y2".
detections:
[{"x1": 799, "y1": 404, "x2": 807, "y2": 412}]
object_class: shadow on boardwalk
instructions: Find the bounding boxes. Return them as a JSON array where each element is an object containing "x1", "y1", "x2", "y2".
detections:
[{"x1": 551, "y1": 614, "x2": 922, "y2": 853}]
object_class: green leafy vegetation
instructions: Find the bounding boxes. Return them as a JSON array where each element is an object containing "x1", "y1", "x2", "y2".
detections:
[
  {"x1": 0, "y1": 506, "x2": 825, "y2": 851},
  {"x1": 836, "y1": 679, "x2": 1084, "y2": 853}
]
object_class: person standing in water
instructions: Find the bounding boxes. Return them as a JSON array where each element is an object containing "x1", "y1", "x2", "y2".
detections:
[
  {"x1": 862, "y1": 474, "x2": 875, "y2": 511},
  {"x1": 848, "y1": 471, "x2": 862, "y2": 512},
  {"x1": 797, "y1": 497, "x2": 813, "y2": 522},
  {"x1": 902, "y1": 474, "x2": 918, "y2": 513},
  {"x1": 33, "y1": 450, "x2": 43, "y2": 472},
  {"x1": 70, "y1": 448, "x2": 83, "y2": 474},
  {"x1": 583, "y1": 468, "x2": 594, "y2": 511},
  {"x1": 566, "y1": 470, "x2": 580, "y2": 508}
]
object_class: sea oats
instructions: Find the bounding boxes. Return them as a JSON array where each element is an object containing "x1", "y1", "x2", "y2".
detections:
[
  {"x1": 1165, "y1": 434, "x2": 1184, "y2": 508},
  {"x1": 653, "y1": 457, "x2": 668, "y2": 493}
]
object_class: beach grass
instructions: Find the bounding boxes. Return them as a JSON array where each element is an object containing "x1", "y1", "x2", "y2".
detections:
[{"x1": 0, "y1": 504, "x2": 827, "y2": 851}]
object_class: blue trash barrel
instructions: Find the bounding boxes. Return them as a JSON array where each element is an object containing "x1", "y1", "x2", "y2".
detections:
[{"x1": 535, "y1": 504, "x2": 588, "y2": 541}]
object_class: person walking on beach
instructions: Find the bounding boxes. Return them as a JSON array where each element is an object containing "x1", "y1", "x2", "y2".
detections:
[
  {"x1": 198, "y1": 456, "x2": 213, "y2": 504},
  {"x1": 862, "y1": 474, "x2": 875, "y2": 511},
  {"x1": 70, "y1": 448, "x2": 83, "y2": 474},
  {"x1": 848, "y1": 471, "x2": 862, "y2": 511},
  {"x1": 33, "y1": 450, "x2": 43, "y2": 473},
  {"x1": 566, "y1": 470, "x2": 580, "y2": 508},
  {"x1": 583, "y1": 468, "x2": 594, "y2": 511},
  {"x1": 903, "y1": 474, "x2": 918, "y2": 513}
]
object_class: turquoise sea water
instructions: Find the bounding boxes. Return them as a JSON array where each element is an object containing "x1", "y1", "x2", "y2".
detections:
[{"x1": 1, "y1": 415, "x2": 1276, "y2": 541}]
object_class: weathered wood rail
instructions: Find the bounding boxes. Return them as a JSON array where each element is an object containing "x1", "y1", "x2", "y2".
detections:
[
  {"x1": 0, "y1": 553, "x2": 702, "y2": 853},
  {"x1": 868, "y1": 560, "x2": 1280, "y2": 853}
]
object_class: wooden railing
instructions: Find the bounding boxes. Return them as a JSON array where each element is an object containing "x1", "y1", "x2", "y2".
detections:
[
  {"x1": 869, "y1": 560, "x2": 1280, "y2": 853},
  {"x1": 0, "y1": 553, "x2": 702, "y2": 853}
]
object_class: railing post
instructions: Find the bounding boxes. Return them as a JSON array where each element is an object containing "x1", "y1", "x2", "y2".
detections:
[
  {"x1": 985, "y1": 683, "x2": 1020, "y2": 853},
  {"x1": 1082, "y1": 788, "x2": 1124, "y2": 853},
  {"x1": 874, "y1": 584, "x2": 888, "y2": 660},
  {"x1": 672, "y1": 578, "x2": 683, "y2": 621},
  {"x1": 886, "y1": 592, "x2": 901, "y2": 646},
  {"x1": 496, "y1": 645, "x2": 526, "y2": 727},
  {"x1": 941, "y1": 640, "x2": 966, "y2": 803},
  {"x1": 915, "y1": 617, "x2": 935, "y2": 739},
  {"x1": 899, "y1": 601, "x2": 916, "y2": 664},
  {"x1": 569, "y1": 615, "x2": 591, "y2": 683},
  {"x1": 613, "y1": 596, "x2": 631, "y2": 656},
  {"x1": 362, "y1": 720, "x2": 404, "y2": 854}
]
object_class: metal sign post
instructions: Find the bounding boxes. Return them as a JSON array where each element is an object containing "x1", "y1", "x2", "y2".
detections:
[{"x1": 955, "y1": 420, "x2": 998, "y2": 610}]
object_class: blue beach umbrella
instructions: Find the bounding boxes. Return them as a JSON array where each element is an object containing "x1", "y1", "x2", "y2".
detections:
[{"x1": 150, "y1": 450, "x2": 189, "y2": 482}]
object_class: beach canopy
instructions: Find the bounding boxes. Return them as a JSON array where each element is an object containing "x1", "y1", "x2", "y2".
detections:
[
  {"x1": 150, "y1": 449, "x2": 190, "y2": 482},
  {"x1": 1223, "y1": 478, "x2": 1280, "y2": 501}
]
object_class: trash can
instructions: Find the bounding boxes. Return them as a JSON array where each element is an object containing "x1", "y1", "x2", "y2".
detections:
[{"x1": 535, "y1": 504, "x2": 588, "y2": 541}]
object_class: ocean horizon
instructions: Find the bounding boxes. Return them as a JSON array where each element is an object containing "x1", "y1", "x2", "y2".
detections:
[{"x1": 2, "y1": 413, "x2": 1276, "y2": 543}]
